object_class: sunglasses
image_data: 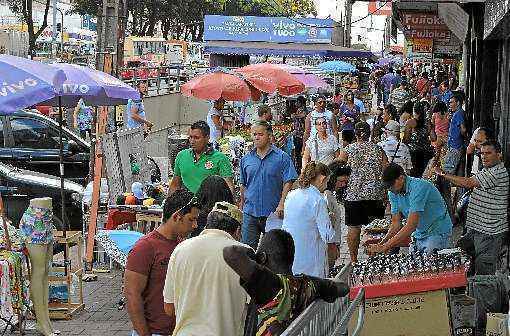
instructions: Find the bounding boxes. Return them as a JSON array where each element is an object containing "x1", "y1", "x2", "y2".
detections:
[{"x1": 177, "y1": 197, "x2": 200, "y2": 215}]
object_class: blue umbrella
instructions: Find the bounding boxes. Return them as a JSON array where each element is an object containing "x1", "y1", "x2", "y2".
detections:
[
  {"x1": 42, "y1": 63, "x2": 140, "y2": 107},
  {"x1": 0, "y1": 55, "x2": 66, "y2": 113},
  {"x1": 318, "y1": 60, "x2": 356, "y2": 74},
  {"x1": 95, "y1": 230, "x2": 145, "y2": 267}
]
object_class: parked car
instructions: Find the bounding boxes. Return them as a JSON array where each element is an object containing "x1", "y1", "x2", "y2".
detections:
[
  {"x1": 0, "y1": 110, "x2": 90, "y2": 185},
  {"x1": 0, "y1": 162, "x2": 84, "y2": 230}
]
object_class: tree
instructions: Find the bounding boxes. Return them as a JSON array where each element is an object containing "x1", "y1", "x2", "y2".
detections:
[
  {"x1": 71, "y1": 0, "x2": 317, "y2": 41},
  {"x1": 8, "y1": 0, "x2": 51, "y2": 58}
]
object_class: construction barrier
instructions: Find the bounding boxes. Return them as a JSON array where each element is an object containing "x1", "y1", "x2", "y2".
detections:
[{"x1": 281, "y1": 264, "x2": 366, "y2": 336}]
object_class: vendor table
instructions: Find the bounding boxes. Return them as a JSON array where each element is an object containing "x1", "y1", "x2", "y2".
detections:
[
  {"x1": 348, "y1": 249, "x2": 471, "y2": 336},
  {"x1": 107, "y1": 205, "x2": 162, "y2": 234}
]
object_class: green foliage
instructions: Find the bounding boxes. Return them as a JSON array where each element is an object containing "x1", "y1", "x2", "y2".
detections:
[{"x1": 70, "y1": 0, "x2": 317, "y2": 40}]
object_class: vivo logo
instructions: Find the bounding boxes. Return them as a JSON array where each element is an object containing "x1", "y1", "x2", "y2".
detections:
[
  {"x1": 62, "y1": 83, "x2": 90, "y2": 94},
  {"x1": 0, "y1": 78, "x2": 39, "y2": 97}
]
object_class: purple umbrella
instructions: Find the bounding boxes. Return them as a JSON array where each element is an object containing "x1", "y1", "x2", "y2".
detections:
[
  {"x1": 40, "y1": 64, "x2": 139, "y2": 238},
  {"x1": 272, "y1": 64, "x2": 329, "y2": 89},
  {"x1": 0, "y1": 55, "x2": 66, "y2": 113},
  {"x1": 294, "y1": 73, "x2": 329, "y2": 89},
  {"x1": 42, "y1": 63, "x2": 140, "y2": 107}
]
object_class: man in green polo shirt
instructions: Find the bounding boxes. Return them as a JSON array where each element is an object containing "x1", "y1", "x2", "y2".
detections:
[{"x1": 170, "y1": 121, "x2": 234, "y2": 194}]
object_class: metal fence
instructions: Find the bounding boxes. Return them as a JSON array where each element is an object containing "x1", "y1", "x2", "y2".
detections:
[
  {"x1": 281, "y1": 263, "x2": 366, "y2": 336},
  {"x1": 101, "y1": 127, "x2": 150, "y2": 204},
  {"x1": 118, "y1": 65, "x2": 210, "y2": 96}
]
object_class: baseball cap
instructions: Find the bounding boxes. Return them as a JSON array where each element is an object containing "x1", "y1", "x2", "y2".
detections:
[
  {"x1": 384, "y1": 120, "x2": 400, "y2": 134},
  {"x1": 211, "y1": 201, "x2": 243, "y2": 225}
]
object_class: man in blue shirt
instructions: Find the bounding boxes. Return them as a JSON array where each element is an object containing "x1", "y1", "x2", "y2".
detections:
[
  {"x1": 367, "y1": 163, "x2": 452, "y2": 255},
  {"x1": 443, "y1": 93, "x2": 467, "y2": 174},
  {"x1": 126, "y1": 81, "x2": 153, "y2": 130},
  {"x1": 354, "y1": 91, "x2": 366, "y2": 114},
  {"x1": 440, "y1": 81, "x2": 453, "y2": 106},
  {"x1": 240, "y1": 121, "x2": 298, "y2": 250}
]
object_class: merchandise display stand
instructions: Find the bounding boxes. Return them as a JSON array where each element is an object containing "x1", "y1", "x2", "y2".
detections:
[
  {"x1": 0, "y1": 216, "x2": 31, "y2": 335},
  {"x1": 49, "y1": 231, "x2": 84, "y2": 320}
]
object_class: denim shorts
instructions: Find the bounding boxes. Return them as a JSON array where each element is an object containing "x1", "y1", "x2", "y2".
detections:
[{"x1": 411, "y1": 232, "x2": 452, "y2": 254}]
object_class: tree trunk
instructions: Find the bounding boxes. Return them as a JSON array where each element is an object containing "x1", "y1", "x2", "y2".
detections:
[
  {"x1": 23, "y1": 0, "x2": 51, "y2": 58},
  {"x1": 131, "y1": 10, "x2": 139, "y2": 35}
]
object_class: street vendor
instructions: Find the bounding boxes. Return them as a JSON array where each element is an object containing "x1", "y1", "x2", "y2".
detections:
[
  {"x1": 170, "y1": 121, "x2": 234, "y2": 194},
  {"x1": 367, "y1": 163, "x2": 452, "y2": 255}
]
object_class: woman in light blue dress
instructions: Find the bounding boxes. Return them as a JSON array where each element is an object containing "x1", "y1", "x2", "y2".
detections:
[{"x1": 282, "y1": 162, "x2": 336, "y2": 278}]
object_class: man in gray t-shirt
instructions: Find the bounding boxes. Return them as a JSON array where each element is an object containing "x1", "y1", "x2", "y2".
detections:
[{"x1": 436, "y1": 140, "x2": 509, "y2": 275}]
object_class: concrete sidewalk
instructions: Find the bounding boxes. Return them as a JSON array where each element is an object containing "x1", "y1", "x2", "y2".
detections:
[{"x1": 22, "y1": 269, "x2": 132, "y2": 336}]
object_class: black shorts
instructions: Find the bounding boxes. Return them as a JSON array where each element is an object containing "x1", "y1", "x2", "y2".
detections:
[{"x1": 344, "y1": 200, "x2": 385, "y2": 227}]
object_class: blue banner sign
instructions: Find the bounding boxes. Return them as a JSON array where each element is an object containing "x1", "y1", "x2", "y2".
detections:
[{"x1": 204, "y1": 15, "x2": 333, "y2": 44}]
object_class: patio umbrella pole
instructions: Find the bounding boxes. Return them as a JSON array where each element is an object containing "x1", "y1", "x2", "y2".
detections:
[{"x1": 58, "y1": 96, "x2": 69, "y2": 275}]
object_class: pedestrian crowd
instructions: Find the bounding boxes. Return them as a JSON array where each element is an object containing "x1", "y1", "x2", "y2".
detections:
[{"x1": 122, "y1": 62, "x2": 509, "y2": 336}]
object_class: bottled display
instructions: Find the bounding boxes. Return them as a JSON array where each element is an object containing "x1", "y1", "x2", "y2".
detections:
[{"x1": 349, "y1": 250, "x2": 470, "y2": 286}]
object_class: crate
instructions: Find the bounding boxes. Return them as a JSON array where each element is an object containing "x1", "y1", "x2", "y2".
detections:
[{"x1": 134, "y1": 213, "x2": 162, "y2": 234}]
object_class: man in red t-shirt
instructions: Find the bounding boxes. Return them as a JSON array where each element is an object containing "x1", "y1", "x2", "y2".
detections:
[
  {"x1": 415, "y1": 72, "x2": 431, "y2": 98},
  {"x1": 124, "y1": 190, "x2": 200, "y2": 336}
]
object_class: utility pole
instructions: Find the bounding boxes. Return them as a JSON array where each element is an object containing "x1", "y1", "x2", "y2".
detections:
[
  {"x1": 95, "y1": 0, "x2": 122, "y2": 74},
  {"x1": 345, "y1": 0, "x2": 353, "y2": 47}
]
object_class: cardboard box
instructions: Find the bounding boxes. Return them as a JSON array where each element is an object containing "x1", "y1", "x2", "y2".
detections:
[
  {"x1": 486, "y1": 313, "x2": 509, "y2": 336},
  {"x1": 348, "y1": 289, "x2": 451, "y2": 336},
  {"x1": 450, "y1": 294, "x2": 475, "y2": 336}
]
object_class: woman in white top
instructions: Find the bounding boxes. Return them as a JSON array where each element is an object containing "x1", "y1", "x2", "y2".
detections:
[
  {"x1": 302, "y1": 117, "x2": 340, "y2": 169},
  {"x1": 282, "y1": 162, "x2": 336, "y2": 278},
  {"x1": 207, "y1": 99, "x2": 225, "y2": 145}
]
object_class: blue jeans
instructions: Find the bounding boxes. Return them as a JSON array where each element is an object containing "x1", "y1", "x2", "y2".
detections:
[
  {"x1": 241, "y1": 213, "x2": 267, "y2": 250},
  {"x1": 411, "y1": 232, "x2": 452, "y2": 254},
  {"x1": 442, "y1": 147, "x2": 463, "y2": 174},
  {"x1": 383, "y1": 90, "x2": 390, "y2": 105}
]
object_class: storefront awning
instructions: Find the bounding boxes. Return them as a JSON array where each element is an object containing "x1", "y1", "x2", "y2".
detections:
[{"x1": 204, "y1": 41, "x2": 376, "y2": 60}]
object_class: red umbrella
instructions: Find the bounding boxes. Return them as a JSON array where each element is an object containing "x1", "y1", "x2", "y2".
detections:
[
  {"x1": 235, "y1": 63, "x2": 306, "y2": 96},
  {"x1": 181, "y1": 70, "x2": 261, "y2": 102}
]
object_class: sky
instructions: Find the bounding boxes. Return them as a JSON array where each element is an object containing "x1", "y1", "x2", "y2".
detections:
[{"x1": 315, "y1": 0, "x2": 390, "y2": 53}]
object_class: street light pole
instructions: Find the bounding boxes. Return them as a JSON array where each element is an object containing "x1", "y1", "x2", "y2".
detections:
[
  {"x1": 57, "y1": 7, "x2": 64, "y2": 58},
  {"x1": 52, "y1": 0, "x2": 57, "y2": 57}
]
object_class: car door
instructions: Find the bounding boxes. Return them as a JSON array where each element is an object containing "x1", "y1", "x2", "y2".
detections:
[
  {"x1": 8, "y1": 116, "x2": 61, "y2": 178},
  {"x1": 0, "y1": 168, "x2": 30, "y2": 227},
  {"x1": 8, "y1": 116, "x2": 89, "y2": 185},
  {"x1": 0, "y1": 117, "x2": 13, "y2": 162}
]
